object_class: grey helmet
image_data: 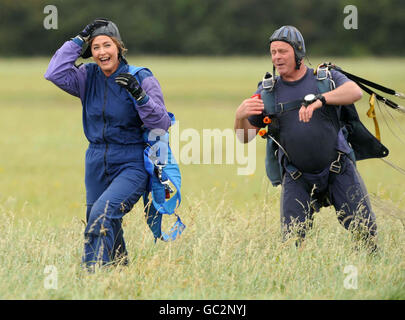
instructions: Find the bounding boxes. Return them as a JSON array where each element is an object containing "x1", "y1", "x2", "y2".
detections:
[
  {"x1": 81, "y1": 20, "x2": 125, "y2": 59},
  {"x1": 269, "y1": 25, "x2": 306, "y2": 69}
]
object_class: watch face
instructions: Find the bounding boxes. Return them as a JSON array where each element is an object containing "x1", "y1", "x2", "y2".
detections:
[{"x1": 304, "y1": 94, "x2": 316, "y2": 102}]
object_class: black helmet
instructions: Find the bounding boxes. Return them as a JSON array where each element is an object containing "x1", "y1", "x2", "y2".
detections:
[
  {"x1": 269, "y1": 25, "x2": 306, "y2": 68},
  {"x1": 81, "y1": 20, "x2": 124, "y2": 59}
]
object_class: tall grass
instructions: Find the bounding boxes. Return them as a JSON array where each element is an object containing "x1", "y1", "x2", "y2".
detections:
[{"x1": 0, "y1": 185, "x2": 403, "y2": 299}]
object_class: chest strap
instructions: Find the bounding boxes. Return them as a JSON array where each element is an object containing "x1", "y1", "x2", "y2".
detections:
[{"x1": 273, "y1": 99, "x2": 303, "y2": 114}]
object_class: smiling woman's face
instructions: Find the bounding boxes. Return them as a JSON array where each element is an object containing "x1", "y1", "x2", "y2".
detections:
[{"x1": 91, "y1": 35, "x2": 120, "y2": 77}]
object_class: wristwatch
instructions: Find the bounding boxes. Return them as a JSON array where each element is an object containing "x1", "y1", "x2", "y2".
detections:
[{"x1": 303, "y1": 93, "x2": 326, "y2": 107}]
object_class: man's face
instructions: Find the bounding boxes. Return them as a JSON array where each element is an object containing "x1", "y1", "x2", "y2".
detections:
[{"x1": 270, "y1": 41, "x2": 296, "y2": 77}]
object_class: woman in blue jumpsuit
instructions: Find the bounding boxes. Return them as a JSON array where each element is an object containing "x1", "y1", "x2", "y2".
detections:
[{"x1": 45, "y1": 19, "x2": 171, "y2": 268}]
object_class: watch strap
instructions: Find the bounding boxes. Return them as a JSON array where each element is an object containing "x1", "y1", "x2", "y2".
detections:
[{"x1": 316, "y1": 94, "x2": 326, "y2": 107}]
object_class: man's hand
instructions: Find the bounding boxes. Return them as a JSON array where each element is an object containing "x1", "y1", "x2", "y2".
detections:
[
  {"x1": 78, "y1": 18, "x2": 109, "y2": 42},
  {"x1": 234, "y1": 94, "x2": 262, "y2": 143},
  {"x1": 299, "y1": 99, "x2": 322, "y2": 123},
  {"x1": 235, "y1": 95, "x2": 264, "y2": 121},
  {"x1": 115, "y1": 73, "x2": 147, "y2": 102}
]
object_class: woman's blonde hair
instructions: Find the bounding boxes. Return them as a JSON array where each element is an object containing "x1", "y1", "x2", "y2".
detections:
[{"x1": 111, "y1": 37, "x2": 128, "y2": 57}]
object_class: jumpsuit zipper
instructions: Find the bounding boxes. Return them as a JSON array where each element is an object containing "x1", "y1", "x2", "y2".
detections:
[{"x1": 102, "y1": 77, "x2": 109, "y2": 179}]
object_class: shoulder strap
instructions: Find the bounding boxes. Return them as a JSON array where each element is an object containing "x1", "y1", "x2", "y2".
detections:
[
  {"x1": 315, "y1": 64, "x2": 335, "y2": 93},
  {"x1": 127, "y1": 65, "x2": 145, "y2": 74},
  {"x1": 315, "y1": 64, "x2": 344, "y2": 124},
  {"x1": 127, "y1": 65, "x2": 148, "y2": 83},
  {"x1": 260, "y1": 79, "x2": 283, "y2": 186},
  {"x1": 261, "y1": 85, "x2": 276, "y2": 115},
  {"x1": 315, "y1": 63, "x2": 389, "y2": 161}
]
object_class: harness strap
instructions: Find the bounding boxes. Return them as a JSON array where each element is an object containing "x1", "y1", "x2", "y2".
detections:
[
  {"x1": 273, "y1": 99, "x2": 303, "y2": 114},
  {"x1": 279, "y1": 147, "x2": 302, "y2": 180},
  {"x1": 260, "y1": 66, "x2": 350, "y2": 186},
  {"x1": 282, "y1": 150, "x2": 346, "y2": 181},
  {"x1": 160, "y1": 215, "x2": 185, "y2": 241},
  {"x1": 128, "y1": 66, "x2": 185, "y2": 242},
  {"x1": 366, "y1": 93, "x2": 381, "y2": 141},
  {"x1": 315, "y1": 64, "x2": 335, "y2": 91}
]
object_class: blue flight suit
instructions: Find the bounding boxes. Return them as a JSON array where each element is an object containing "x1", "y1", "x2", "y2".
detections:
[{"x1": 45, "y1": 39, "x2": 171, "y2": 267}]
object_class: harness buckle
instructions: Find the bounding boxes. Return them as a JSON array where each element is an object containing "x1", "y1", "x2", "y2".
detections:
[
  {"x1": 316, "y1": 65, "x2": 330, "y2": 81},
  {"x1": 329, "y1": 162, "x2": 341, "y2": 174},
  {"x1": 290, "y1": 170, "x2": 302, "y2": 180},
  {"x1": 162, "y1": 180, "x2": 174, "y2": 193},
  {"x1": 329, "y1": 152, "x2": 344, "y2": 174},
  {"x1": 275, "y1": 103, "x2": 284, "y2": 113},
  {"x1": 262, "y1": 72, "x2": 275, "y2": 91},
  {"x1": 154, "y1": 162, "x2": 166, "y2": 182}
]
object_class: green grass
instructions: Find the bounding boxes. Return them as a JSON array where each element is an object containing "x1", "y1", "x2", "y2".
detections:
[{"x1": 0, "y1": 56, "x2": 404, "y2": 299}]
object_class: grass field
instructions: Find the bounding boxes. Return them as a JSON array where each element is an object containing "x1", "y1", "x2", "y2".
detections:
[{"x1": 0, "y1": 55, "x2": 404, "y2": 299}]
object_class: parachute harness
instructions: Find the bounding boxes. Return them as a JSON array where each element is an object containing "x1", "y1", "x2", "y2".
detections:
[{"x1": 318, "y1": 62, "x2": 405, "y2": 176}]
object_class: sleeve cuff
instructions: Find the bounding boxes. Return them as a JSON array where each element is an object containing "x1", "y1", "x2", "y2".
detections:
[
  {"x1": 136, "y1": 94, "x2": 150, "y2": 106},
  {"x1": 71, "y1": 36, "x2": 84, "y2": 47}
]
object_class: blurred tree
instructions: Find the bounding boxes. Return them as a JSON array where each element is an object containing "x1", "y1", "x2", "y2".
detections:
[{"x1": 0, "y1": 0, "x2": 403, "y2": 56}]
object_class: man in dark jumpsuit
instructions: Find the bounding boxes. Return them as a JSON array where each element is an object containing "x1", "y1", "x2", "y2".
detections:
[{"x1": 234, "y1": 26, "x2": 377, "y2": 250}]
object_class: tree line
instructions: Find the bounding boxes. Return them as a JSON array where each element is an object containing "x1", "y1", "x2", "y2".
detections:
[{"x1": 0, "y1": 0, "x2": 404, "y2": 56}]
